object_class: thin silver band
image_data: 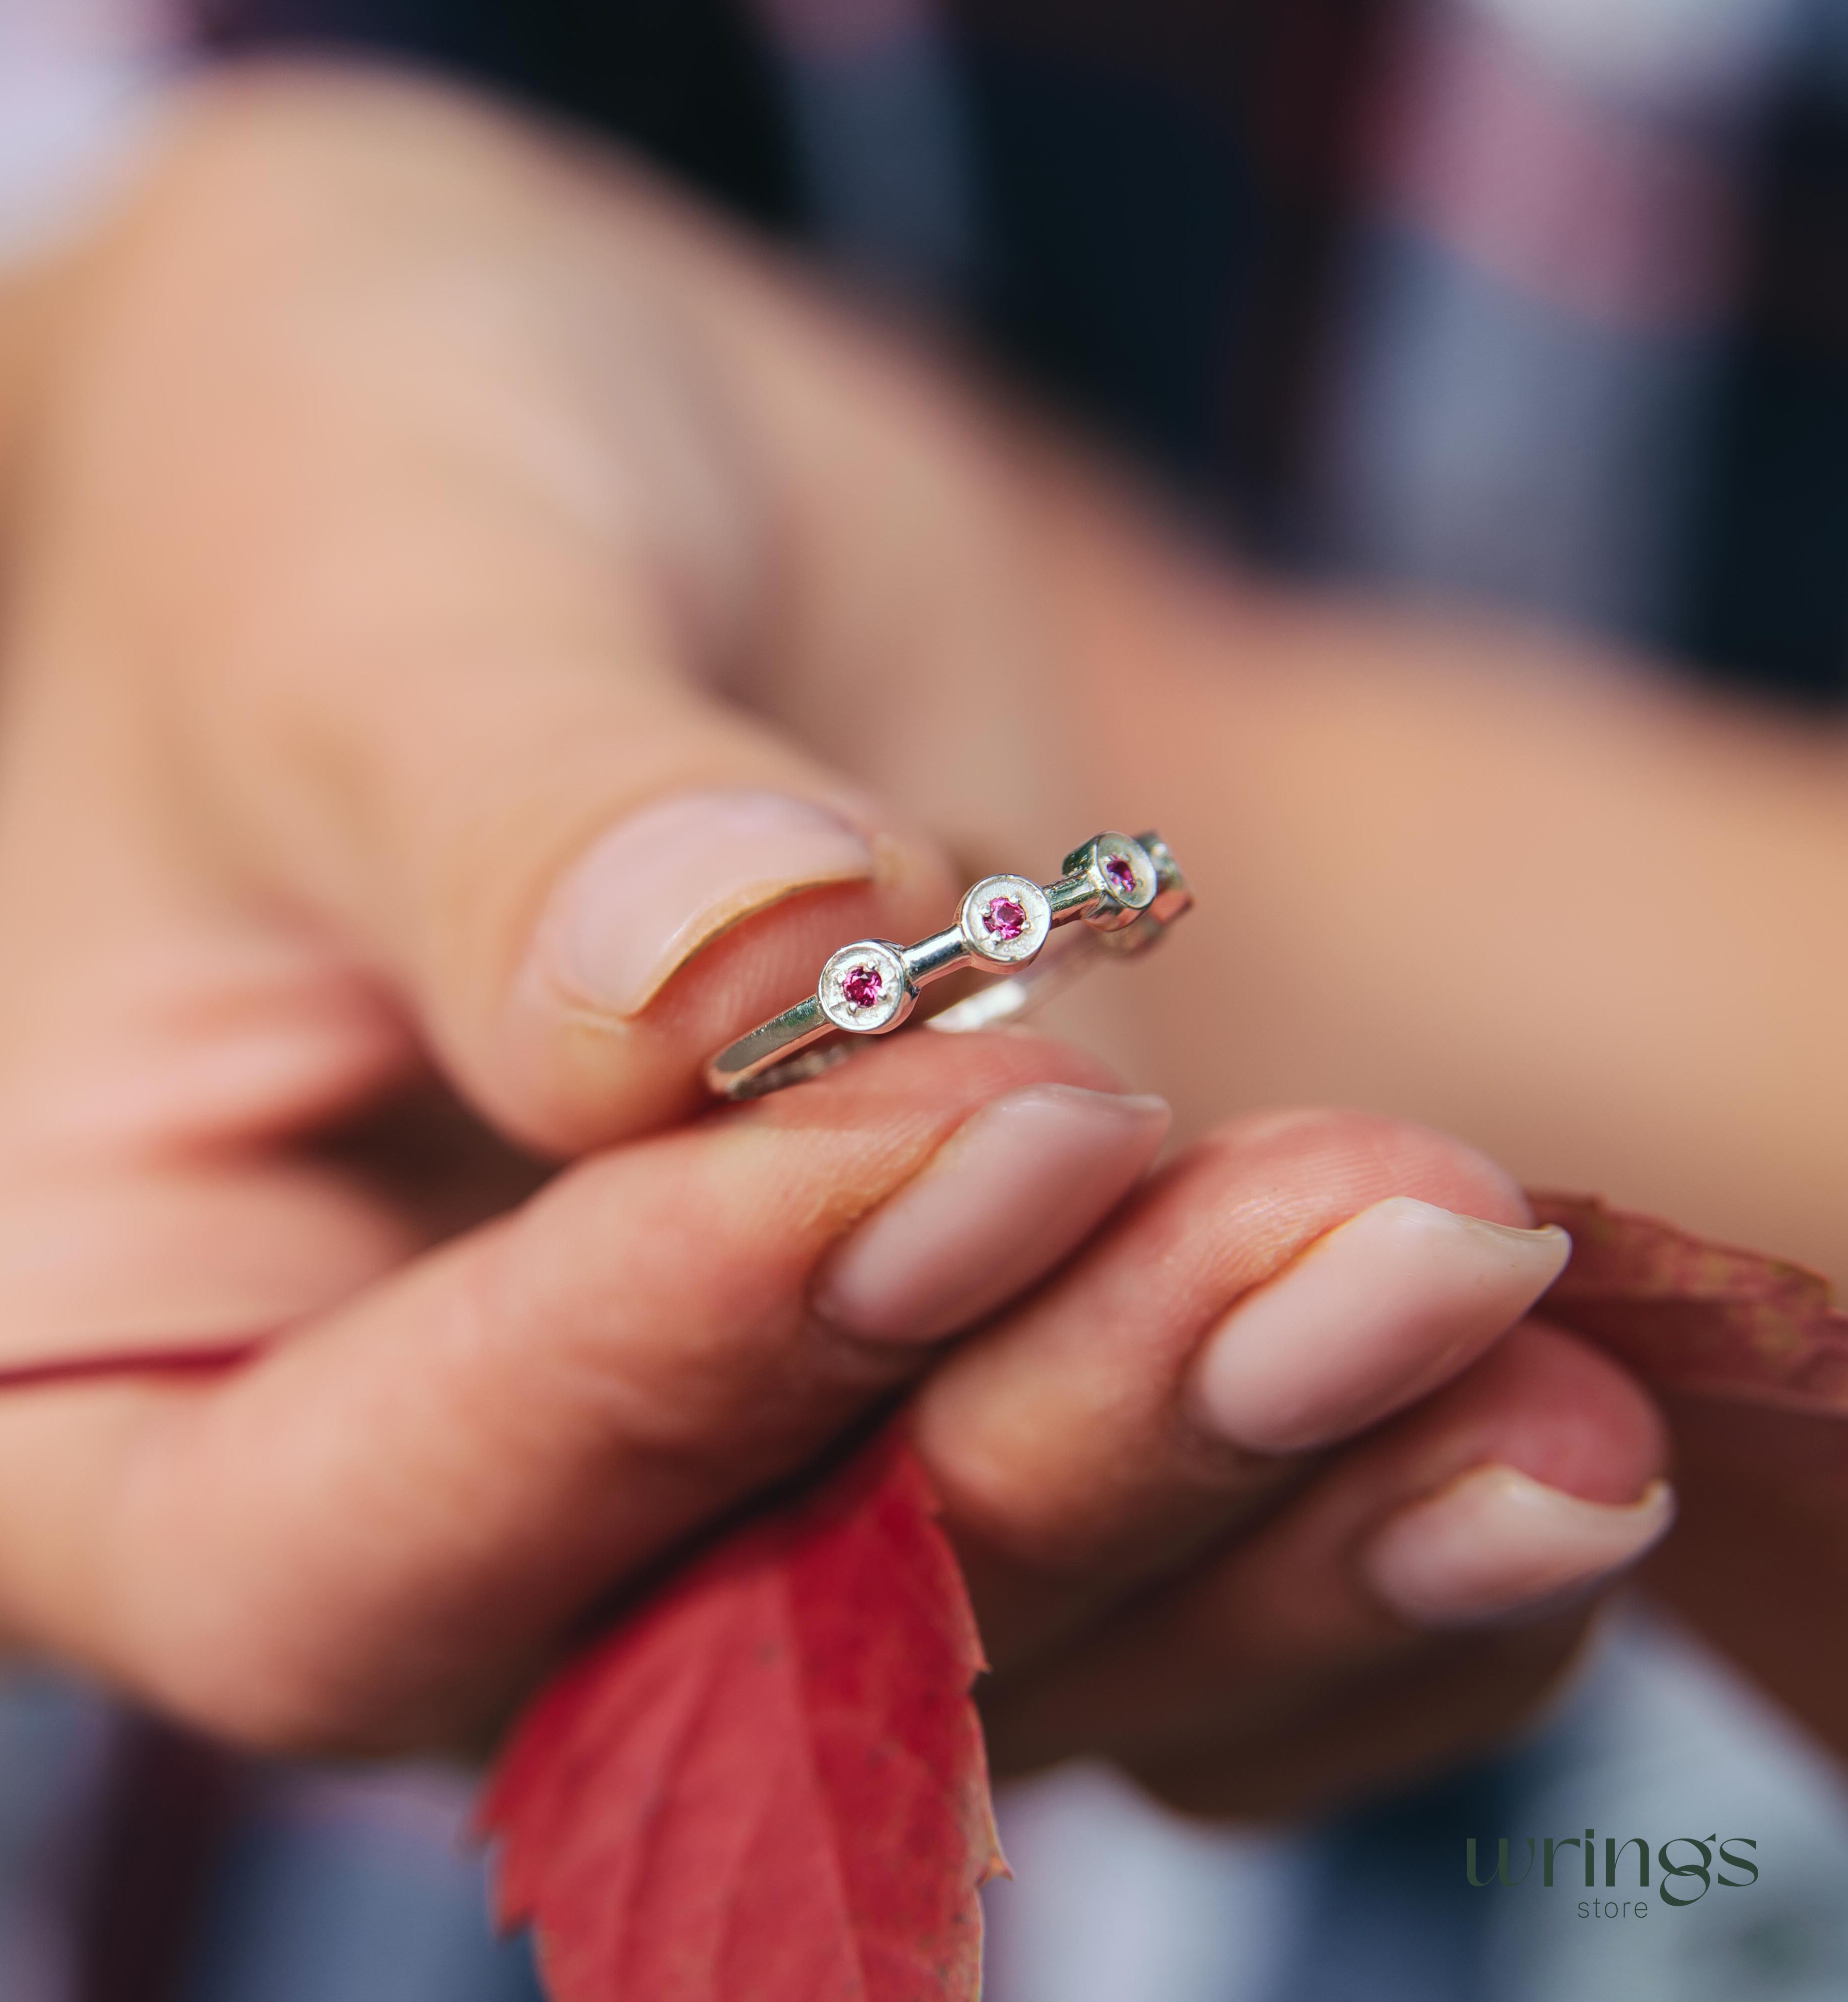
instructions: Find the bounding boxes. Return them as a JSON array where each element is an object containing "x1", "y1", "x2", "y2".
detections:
[{"x1": 704, "y1": 830, "x2": 1192, "y2": 1100}]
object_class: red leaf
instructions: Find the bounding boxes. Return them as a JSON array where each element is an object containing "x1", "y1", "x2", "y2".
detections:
[
  {"x1": 480, "y1": 1430, "x2": 1003, "y2": 2002},
  {"x1": 1529, "y1": 1191, "x2": 1848, "y2": 1414}
]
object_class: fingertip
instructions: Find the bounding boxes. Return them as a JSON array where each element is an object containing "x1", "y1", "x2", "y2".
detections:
[
  {"x1": 1360, "y1": 1467, "x2": 1676, "y2": 1629},
  {"x1": 811, "y1": 1084, "x2": 1170, "y2": 1344},
  {"x1": 537, "y1": 789, "x2": 883, "y2": 1019},
  {"x1": 493, "y1": 800, "x2": 959, "y2": 1153},
  {"x1": 1192, "y1": 1198, "x2": 1572, "y2": 1454},
  {"x1": 1425, "y1": 1320, "x2": 1671, "y2": 1507},
  {"x1": 1344, "y1": 1328, "x2": 1673, "y2": 1630}
]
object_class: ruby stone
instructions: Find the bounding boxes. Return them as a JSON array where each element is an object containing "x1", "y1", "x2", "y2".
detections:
[
  {"x1": 1103, "y1": 853, "x2": 1137, "y2": 899},
  {"x1": 840, "y1": 962, "x2": 885, "y2": 1009},
  {"x1": 982, "y1": 895, "x2": 1028, "y2": 942}
]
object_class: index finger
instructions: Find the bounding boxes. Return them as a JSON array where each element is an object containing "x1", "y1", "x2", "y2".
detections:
[{"x1": 0, "y1": 1032, "x2": 1161, "y2": 1752}]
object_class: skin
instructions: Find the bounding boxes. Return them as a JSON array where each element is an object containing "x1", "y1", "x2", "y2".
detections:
[{"x1": 0, "y1": 66, "x2": 1784, "y2": 1803}]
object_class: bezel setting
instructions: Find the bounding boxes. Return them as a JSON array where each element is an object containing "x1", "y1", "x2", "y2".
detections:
[
  {"x1": 959, "y1": 874, "x2": 1053, "y2": 966},
  {"x1": 817, "y1": 940, "x2": 913, "y2": 1033},
  {"x1": 1061, "y1": 831, "x2": 1159, "y2": 932}
]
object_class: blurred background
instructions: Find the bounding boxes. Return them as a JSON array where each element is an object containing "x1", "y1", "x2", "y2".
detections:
[{"x1": 2, "y1": 0, "x2": 1846, "y2": 1996}]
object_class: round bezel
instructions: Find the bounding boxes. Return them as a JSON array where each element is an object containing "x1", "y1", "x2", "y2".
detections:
[
  {"x1": 817, "y1": 940, "x2": 911, "y2": 1033},
  {"x1": 959, "y1": 874, "x2": 1053, "y2": 966},
  {"x1": 1087, "y1": 833, "x2": 1158, "y2": 912}
]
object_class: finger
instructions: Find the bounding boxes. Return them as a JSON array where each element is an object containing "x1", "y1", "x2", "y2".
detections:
[
  {"x1": 0, "y1": 1033, "x2": 1166, "y2": 1749},
  {"x1": 910, "y1": 1107, "x2": 1568, "y2": 1669},
  {"x1": 982, "y1": 1321, "x2": 1670, "y2": 1784},
  {"x1": 56, "y1": 78, "x2": 964, "y2": 1154}
]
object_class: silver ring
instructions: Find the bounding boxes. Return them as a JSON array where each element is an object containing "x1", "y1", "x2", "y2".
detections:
[{"x1": 704, "y1": 830, "x2": 1192, "y2": 1099}]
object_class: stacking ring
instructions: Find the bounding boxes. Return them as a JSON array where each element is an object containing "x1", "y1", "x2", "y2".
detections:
[{"x1": 704, "y1": 829, "x2": 1192, "y2": 1099}]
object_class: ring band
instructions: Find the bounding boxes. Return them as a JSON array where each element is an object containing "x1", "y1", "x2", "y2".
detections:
[{"x1": 704, "y1": 830, "x2": 1192, "y2": 1099}]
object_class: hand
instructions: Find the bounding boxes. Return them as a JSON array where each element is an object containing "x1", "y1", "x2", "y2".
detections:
[
  {"x1": 0, "y1": 68, "x2": 1076, "y2": 1745},
  {"x1": 0, "y1": 70, "x2": 1669, "y2": 1802},
  {"x1": 920, "y1": 1107, "x2": 1669, "y2": 1817}
]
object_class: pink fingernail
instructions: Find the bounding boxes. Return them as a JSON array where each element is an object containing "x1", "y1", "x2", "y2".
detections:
[
  {"x1": 1192, "y1": 1197, "x2": 1570, "y2": 1453},
  {"x1": 1360, "y1": 1466, "x2": 1676, "y2": 1627},
  {"x1": 544, "y1": 790, "x2": 875, "y2": 1016},
  {"x1": 813, "y1": 1085, "x2": 1171, "y2": 1343}
]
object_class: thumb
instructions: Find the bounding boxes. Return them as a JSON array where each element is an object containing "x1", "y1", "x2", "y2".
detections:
[
  {"x1": 53, "y1": 70, "x2": 965, "y2": 1155},
  {"x1": 170, "y1": 450, "x2": 962, "y2": 1155},
  {"x1": 249, "y1": 643, "x2": 959, "y2": 1152}
]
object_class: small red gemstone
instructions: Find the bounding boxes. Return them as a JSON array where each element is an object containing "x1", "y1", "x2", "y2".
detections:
[
  {"x1": 982, "y1": 895, "x2": 1028, "y2": 942},
  {"x1": 1103, "y1": 853, "x2": 1138, "y2": 898},
  {"x1": 840, "y1": 962, "x2": 885, "y2": 1009}
]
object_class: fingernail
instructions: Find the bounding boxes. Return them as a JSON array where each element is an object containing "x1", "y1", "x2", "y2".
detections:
[
  {"x1": 1193, "y1": 1197, "x2": 1571, "y2": 1453},
  {"x1": 545, "y1": 790, "x2": 875, "y2": 1015},
  {"x1": 1360, "y1": 1466, "x2": 1676, "y2": 1627},
  {"x1": 813, "y1": 1085, "x2": 1171, "y2": 1343}
]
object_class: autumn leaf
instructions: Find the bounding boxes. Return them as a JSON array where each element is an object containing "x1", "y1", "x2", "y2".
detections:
[
  {"x1": 1529, "y1": 1191, "x2": 1848, "y2": 1415},
  {"x1": 479, "y1": 1430, "x2": 1003, "y2": 2002},
  {"x1": 1522, "y1": 1195, "x2": 1848, "y2": 1761}
]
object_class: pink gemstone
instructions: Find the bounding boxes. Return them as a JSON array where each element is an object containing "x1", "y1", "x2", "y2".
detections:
[
  {"x1": 840, "y1": 961, "x2": 885, "y2": 1010},
  {"x1": 982, "y1": 895, "x2": 1028, "y2": 943},
  {"x1": 1103, "y1": 853, "x2": 1138, "y2": 899}
]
